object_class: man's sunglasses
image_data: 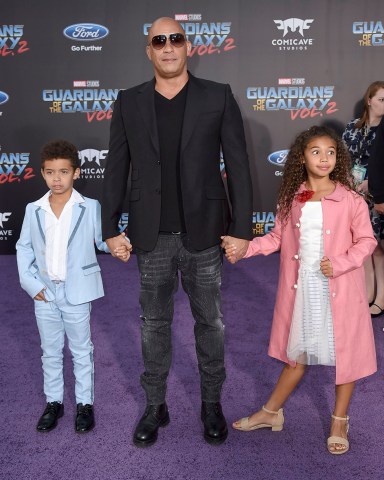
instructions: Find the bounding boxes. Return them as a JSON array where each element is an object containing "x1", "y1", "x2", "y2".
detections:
[{"x1": 149, "y1": 33, "x2": 186, "y2": 50}]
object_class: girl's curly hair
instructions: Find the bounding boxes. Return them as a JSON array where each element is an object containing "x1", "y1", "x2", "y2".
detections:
[{"x1": 277, "y1": 126, "x2": 354, "y2": 225}]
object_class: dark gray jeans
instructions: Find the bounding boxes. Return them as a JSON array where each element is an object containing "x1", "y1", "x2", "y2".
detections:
[{"x1": 136, "y1": 234, "x2": 225, "y2": 404}]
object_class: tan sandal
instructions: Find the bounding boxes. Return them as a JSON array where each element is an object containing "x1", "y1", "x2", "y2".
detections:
[
  {"x1": 327, "y1": 414, "x2": 350, "y2": 455},
  {"x1": 233, "y1": 405, "x2": 284, "y2": 432}
]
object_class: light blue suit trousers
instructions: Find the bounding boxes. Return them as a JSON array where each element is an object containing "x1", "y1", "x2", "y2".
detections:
[{"x1": 34, "y1": 282, "x2": 94, "y2": 404}]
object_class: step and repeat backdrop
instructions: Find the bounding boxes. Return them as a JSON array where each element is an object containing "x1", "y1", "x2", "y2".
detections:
[{"x1": 1, "y1": 0, "x2": 383, "y2": 253}]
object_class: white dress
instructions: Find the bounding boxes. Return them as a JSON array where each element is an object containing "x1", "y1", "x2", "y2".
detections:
[{"x1": 286, "y1": 202, "x2": 336, "y2": 365}]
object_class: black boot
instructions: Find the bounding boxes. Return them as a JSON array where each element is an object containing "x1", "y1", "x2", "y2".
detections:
[
  {"x1": 75, "y1": 404, "x2": 95, "y2": 433},
  {"x1": 36, "y1": 402, "x2": 64, "y2": 432},
  {"x1": 201, "y1": 401, "x2": 228, "y2": 445},
  {"x1": 133, "y1": 403, "x2": 170, "y2": 447}
]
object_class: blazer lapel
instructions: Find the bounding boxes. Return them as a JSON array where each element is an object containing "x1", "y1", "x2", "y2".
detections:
[
  {"x1": 35, "y1": 207, "x2": 46, "y2": 243},
  {"x1": 68, "y1": 204, "x2": 85, "y2": 247},
  {"x1": 137, "y1": 78, "x2": 160, "y2": 157},
  {"x1": 181, "y1": 74, "x2": 206, "y2": 153}
]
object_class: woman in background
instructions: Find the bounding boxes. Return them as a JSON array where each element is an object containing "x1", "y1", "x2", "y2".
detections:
[{"x1": 342, "y1": 81, "x2": 384, "y2": 317}]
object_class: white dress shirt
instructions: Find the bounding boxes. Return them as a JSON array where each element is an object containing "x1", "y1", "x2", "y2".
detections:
[{"x1": 34, "y1": 189, "x2": 84, "y2": 281}]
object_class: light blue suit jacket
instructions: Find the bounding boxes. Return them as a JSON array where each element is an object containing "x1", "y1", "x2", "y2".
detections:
[{"x1": 16, "y1": 194, "x2": 109, "y2": 305}]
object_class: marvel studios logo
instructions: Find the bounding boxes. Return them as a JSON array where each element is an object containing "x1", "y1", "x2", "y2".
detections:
[
  {"x1": 175, "y1": 14, "x2": 202, "y2": 21},
  {"x1": 278, "y1": 78, "x2": 305, "y2": 85},
  {"x1": 73, "y1": 80, "x2": 100, "y2": 87}
]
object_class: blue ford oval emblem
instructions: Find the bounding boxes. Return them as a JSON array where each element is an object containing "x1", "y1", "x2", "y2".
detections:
[
  {"x1": 267, "y1": 150, "x2": 289, "y2": 166},
  {"x1": 0, "y1": 91, "x2": 9, "y2": 105},
  {"x1": 63, "y1": 23, "x2": 109, "y2": 41}
]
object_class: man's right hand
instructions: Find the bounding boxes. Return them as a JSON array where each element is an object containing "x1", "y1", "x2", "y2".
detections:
[{"x1": 106, "y1": 234, "x2": 132, "y2": 263}]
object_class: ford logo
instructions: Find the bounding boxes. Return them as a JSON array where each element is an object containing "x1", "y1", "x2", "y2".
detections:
[
  {"x1": 0, "y1": 91, "x2": 9, "y2": 105},
  {"x1": 267, "y1": 150, "x2": 289, "y2": 166},
  {"x1": 63, "y1": 23, "x2": 109, "y2": 41}
]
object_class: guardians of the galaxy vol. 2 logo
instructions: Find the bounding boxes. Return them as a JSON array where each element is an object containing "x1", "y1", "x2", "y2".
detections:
[{"x1": 247, "y1": 78, "x2": 338, "y2": 121}]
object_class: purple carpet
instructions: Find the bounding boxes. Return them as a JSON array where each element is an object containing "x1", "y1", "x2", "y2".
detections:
[{"x1": 1, "y1": 253, "x2": 383, "y2": 480}]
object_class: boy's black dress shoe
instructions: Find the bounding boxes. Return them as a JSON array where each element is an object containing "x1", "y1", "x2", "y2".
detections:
[
  {"x1": 75, "y1": 404, "x2": 95, "y2": 433},
  {"x1": 133, "y1": 403, "x2": 170, "y2": 447},
  {"x1": 36, "y1": 402, "x2": 64, "y2": 432},
  {"x1": 201, "y1": 401, "x2": 228, "y2": 445}
]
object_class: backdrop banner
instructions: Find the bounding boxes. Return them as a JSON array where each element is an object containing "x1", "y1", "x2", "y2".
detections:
[{"x1": 1, "y1": 0, "x2": 383, "y2": 253}]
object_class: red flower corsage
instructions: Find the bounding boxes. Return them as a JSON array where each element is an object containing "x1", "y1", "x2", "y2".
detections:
[{"x1": 296, "y1": 190, "x2": 315, "y2": 203}]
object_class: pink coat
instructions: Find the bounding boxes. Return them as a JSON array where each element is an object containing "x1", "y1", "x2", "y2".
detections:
[{"x1": 245, "y1": 183, "x2": 377, "y2": 384}]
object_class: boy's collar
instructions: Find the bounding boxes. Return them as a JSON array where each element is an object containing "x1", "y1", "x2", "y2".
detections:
[{"x1": 34, "y1": 188, "x2": 85, "y2": 207}]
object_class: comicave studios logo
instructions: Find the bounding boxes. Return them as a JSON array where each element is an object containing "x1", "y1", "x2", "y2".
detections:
[
  {"x1": 78, "y1": 148, "x2": 107, "y2": 179},
  {"x1": 272, "y1": 18, "x2": 314, "y2": 50},
  {"x1": 0, "y1": 212, "x2": 12, "y2": 241},
  {"x1": 63, "y1": 23, "x2": 109, "y2": 52}
]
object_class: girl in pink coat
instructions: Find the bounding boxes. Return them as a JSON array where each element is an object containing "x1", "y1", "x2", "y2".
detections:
[{"x1": 222, "y1": 126, "x2": 377, "y2": 455}]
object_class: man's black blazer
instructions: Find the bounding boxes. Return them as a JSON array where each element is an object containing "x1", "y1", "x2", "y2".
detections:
[{"x1": 102, "y1": 73, "x2": 253, "y2": 252}]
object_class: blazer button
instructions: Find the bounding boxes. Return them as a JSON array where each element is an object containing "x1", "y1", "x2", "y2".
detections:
[
  {"x1": 325, "y1": 229, "x2": 331, "y2": 234},
  {"x1": 293, "y1": 284, "x2": 298, "y2": 289},
  {"x1": 294, "y1": 254, "x2": 299, "y2": 260},
  {"x1": 332, "y1": 292, "x2": 336, "y2": 297},
  {"x1": 295, "y1": 223, "x2": 300, "y2": 228}
]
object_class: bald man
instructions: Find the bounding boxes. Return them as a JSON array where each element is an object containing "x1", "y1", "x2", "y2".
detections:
[{"x1": 102, "y1": 17, "x2": 253, "y2": 447}]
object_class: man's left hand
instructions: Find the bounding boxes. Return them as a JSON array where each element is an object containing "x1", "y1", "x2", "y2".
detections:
[{"x1": 221, "y1": 236, "x2": 249, "y2": 264}]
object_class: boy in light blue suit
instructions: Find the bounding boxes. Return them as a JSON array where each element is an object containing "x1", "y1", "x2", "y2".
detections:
[{"x1": 16, "y1": 140, "x2": 131, "y2": 433}]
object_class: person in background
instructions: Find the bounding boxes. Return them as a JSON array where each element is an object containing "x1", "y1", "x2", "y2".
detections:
[
  {"x1": 369, "y1": 117, "x2": 384, "y2": 216},
  {"x1": 342, "y1": 81, "x2": 384, "y2": 317},
  {"x1": 222, "y1": 126, "x2": 377, "y2": 455},
  {"x1": 16, "y1": 140, "x2": 130, "y2": 433}
]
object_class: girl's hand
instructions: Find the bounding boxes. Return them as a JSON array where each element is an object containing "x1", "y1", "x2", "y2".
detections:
[
  {"x1": 225, "y1": 245, "x2": 237, "y2": 264},
  {"x1": 320, "y1": 256, "x2": 333, "y2": 277},
  {"x1": 221, "y1": 236, "x2": 238, "y2": 264}
]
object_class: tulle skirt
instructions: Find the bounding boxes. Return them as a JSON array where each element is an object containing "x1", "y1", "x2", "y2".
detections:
[{"x1": 287, "y1": 265, "x2": 336, "y2": 366}]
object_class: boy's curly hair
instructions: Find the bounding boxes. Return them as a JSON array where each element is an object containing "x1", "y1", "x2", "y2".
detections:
[
  {"x1": 41, "y1": 139, "x2": 80, "y2": 170},
  {"x1": 277, "y1": 125, "x2": 354, "y2": 225}
]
